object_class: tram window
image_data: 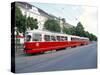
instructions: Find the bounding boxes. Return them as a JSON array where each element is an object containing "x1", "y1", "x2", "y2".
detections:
[
  {"x1": 71, "y1": 37, "x2": 79, "y2": 41},
  {"x1": 44, "y1": 35, "x2": 50, "y2": 41},
  {"x1": 77, "y1": 38, "x2": 80, "y2": 40},
  {"x1": 26, "y1": 35, "x2": 31, "y2": 41},
  {"x1": 81, "y1": 39, "x2": 85, "y2": 41},
  {"x1": 71, "y1": 37, "x2": 75, "y2": 40},
  {"x1": 51, "y1": 36, "x2": 56, "y2": 41},
  {"x1": 65, "y1": 37, "x2": 67, "y2": 41},
  {"x1": 57, "y1": 36, "x2": 60, "y2": 41},
  {"x1": 61, "y1": 36, "x2": 65, "y2": 41},
  {"x1": 32, "y1": 34, "x2": 41, "y2": 41},
  {"x1": 76, "y1": 38, "x2": 79, "y2": 40}
]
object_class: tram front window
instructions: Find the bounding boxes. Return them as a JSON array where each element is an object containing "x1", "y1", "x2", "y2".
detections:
[
  {"x1": 32, "y1": 33, "x2": 41, "y2": 41},
  {"x1": 26, "y1": 35, "x2": 31, "y2": 42}
]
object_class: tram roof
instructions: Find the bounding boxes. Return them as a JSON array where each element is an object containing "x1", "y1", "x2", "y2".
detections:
[{"x1": 27, "y1": 30, "x2": 70, "y2": 36}]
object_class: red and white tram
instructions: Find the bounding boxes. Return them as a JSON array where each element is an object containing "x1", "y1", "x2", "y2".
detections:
[{"x1": 24, "y1": 30, "x2": 89, "y2": 54}]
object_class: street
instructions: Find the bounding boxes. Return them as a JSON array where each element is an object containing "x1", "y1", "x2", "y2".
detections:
[{"x1": 15, "y1": 42, "x2": 97, "y2": 73}]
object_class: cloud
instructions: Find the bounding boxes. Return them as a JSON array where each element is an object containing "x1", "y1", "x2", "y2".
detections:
[{"x1": 78, "y1": 6, "x2": 97, "y2": 36}]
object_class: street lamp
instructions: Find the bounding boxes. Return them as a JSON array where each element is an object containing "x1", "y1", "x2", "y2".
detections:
[{"x1": 14, "y1": 27, "x2": 17, "y2": 35}]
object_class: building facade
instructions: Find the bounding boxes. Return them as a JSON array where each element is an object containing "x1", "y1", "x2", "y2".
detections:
[
  {"x1": 16, "y1": 2, "x2": 59, "y2": 30},
  {"x1": 16, "y1": 2, "x2": 74, "y2": 34}
]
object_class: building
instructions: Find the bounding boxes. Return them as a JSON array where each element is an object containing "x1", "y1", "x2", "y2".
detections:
[
  {"x1": 16, "y1": 2, "x2": 59, "y2": 30},
  {"x1": 16, "y1": 2, "x2": 75, "y2": 34},
  {"x1": 60, "y1": 18, "x2": 74, "y2": 29},
  {"x1": 64, "y1": 22, "x2": 74, "y2": 28}
]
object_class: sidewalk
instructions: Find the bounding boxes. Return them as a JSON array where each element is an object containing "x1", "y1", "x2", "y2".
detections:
[{"x1": 15, "y1": 44, "x2": 24, "y2": 56}]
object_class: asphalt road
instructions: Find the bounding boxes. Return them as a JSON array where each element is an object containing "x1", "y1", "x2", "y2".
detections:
[{"x1": 15, "y1": 42, "x2": 97, "y2": 73}]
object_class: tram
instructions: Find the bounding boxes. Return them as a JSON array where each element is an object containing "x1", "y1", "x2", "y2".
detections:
[{"x1": 24, "y1": 29, "x2": 89, "y2": 54}]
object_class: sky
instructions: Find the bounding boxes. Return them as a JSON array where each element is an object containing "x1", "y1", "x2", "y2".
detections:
[{"x1": 31, "y1": 2, "x2": 98, "y2": 36}]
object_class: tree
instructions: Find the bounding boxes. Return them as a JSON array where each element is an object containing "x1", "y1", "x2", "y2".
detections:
[
  {"x1": 63, "y1": 22, "x2": 84, "y2": 36},
  {"x1": 15, "y1": 6, "x2": 38, "y2": 34},
  {"x1": 88, "y1": 33, "x2": 97, "y2": 41},
  {"x1": 70, "y1": 27, "x2": 76, "y2": 35},
  {"x1": 27, "y1": 17, "x2": 38, "y2": 30},
  {"x1": 63, "y1": 27, "x2": 70, "y2": 34},
  {"x1": 75, "y1": 22, "x2": 85, "y2": 36},
  {"x1": 83, "y1": 31, "x2": 90, "y2": 37},
  {"x1": 63, "y1": 27, "x2": 76, "y2": 35},
  {"x1": 15, "y1": 6, "x2": 26, "y2": 33},
  {"x1": 63, "y1": 21, "x2": 97, "y2": 41},
  {"x1": 44, "y1": 19, "x2": 61, "y2": 32}
]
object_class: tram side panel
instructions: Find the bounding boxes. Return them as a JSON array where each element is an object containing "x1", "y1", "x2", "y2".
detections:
[{"x1": 24, "y1": 41, "x2": 69, "y2": 54}]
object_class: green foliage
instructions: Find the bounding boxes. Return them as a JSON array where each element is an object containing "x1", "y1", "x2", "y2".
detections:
[
  {"x1": 89, "y1": 34, "x2": 97, "y2": 41},
  {"x1": 63, "y1": 22, "x2": 97, "y2": 41},
  {"x1": 44, "y1": 19, "x2": 61, "y2": 32},
  {"x1": 27, "y1": 17, "x2": 38, "y2": 30},
  {"x1": 63, "y1": 27, "x2": 76, "y2": 35},
  {"x1": 84, "y1": 31, "x2": 97, "y2": 41},
  {"x1": 63, "y1": 27, "x2": 70, "y2": 34},
  {"x1": 75, "y1": 22, "x2": 84, "y2": 37},
  {"x1": 15, "y1": 6, "x2": 38, "y2": 34},
  {"x1": 69, "y1": 27, "x2": 76, "y2": 35},
  {"x1": 15, "y1": 6, "x2": 26, "y2": 33},
  {"x1": 76, "y1": 22, "x2": 97, "y2": 41}
]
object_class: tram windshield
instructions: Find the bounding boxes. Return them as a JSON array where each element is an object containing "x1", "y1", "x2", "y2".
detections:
[
  {"x1": 32, "y1": 33, "x2": 42, "y2": 41},
  {"x1": 26, "y1": 35, "x2": 31, "y2": 42}
]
